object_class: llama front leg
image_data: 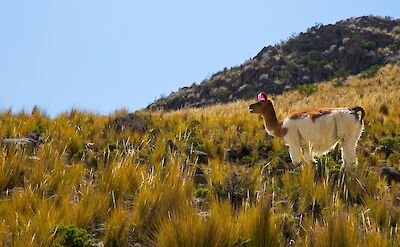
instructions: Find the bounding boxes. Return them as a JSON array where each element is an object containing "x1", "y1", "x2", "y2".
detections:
[
  {"x1": 288, "y1": 145, "x2": 301, "y2": 165},
  {"x1": 341, "y1": 141, "x2": 357, "y2": 169}
]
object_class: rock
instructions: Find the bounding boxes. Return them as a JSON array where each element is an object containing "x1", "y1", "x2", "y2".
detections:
[
  {"x1": 166, "y1": 140, "x2": 179, "y2": 153},
  {"x1": 238, "y1": 84, "x2": 253, "y2": 92},
  {"x1": 3, "y1": 187, "x2": 24, "y2": 196},
  {"x1": 224, "y1": 148, "x2": 237, "y2": 161},
  {"x1": 302, "y1": 75, "x2": 310, "y2": 81},
  {"x1": 392, "y1": 26, "x2": 400, "y2": 34},
  {"x1": 193, "y1": 165, "x2": 207, "y2": 186},
  {"x1": 1, "y1": 137, "x2": 42, "y2": 148},
  {"x1": 224, "y1": 146, "x2": 251, "y2": 162},
  {"x1": 28, "y1": 156, "x2": 41, "y2": 161},
  {"x1": 380, "y1": 167, "x2": 400, "y2": 184},
  {"x1": 342, "y1": 37, "x2": 351, "y2": 45},
  {"x1": 367, "y1": 50, "x2": 376, "y2": 57},
  {"x1": 384, "y1": 51, "x2": 400, "y2": 64},
  {"x1": 259, "y1": 73, "x2": 269, "y2": 80},
  {"x1": 1, "y1": 128, "x2": 44, "y2": 150},
  {"x1": 110, "y1": 113, "x2": 147, "y2": 132},
  {"x1": 191, "y1": 150, "x2": 209, "y2": 164}
]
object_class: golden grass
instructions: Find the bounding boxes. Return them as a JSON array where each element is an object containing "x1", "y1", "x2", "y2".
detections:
[{"x1": 0, "y1": 64, "x2": 399, "y2": 246}]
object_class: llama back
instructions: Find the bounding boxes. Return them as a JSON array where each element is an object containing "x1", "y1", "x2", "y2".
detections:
[{"x1": 282, "y1": 108, "x2": 364, "y2": 153}]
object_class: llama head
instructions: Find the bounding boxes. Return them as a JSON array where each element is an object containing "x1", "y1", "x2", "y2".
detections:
[{"x1": 249, "y1": 92, "x2": 274, "y2": 114}]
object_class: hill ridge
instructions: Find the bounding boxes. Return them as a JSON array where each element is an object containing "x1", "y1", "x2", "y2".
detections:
[{"x1": 147, "y1": 15, "x2": 400, "y2": 111}]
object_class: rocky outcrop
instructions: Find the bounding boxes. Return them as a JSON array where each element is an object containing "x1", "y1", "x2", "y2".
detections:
[
  {"x1": 193, "y1": 165, "x2": 207, "y2": 187},
  {"x1": 191, "y1": 150, "x2": 209, "y2": 164},
  {"x1": 1, "y1": 130, "x2": 44, "y2": 149},
  {"x1": 380, "y1": 167, "x2": 400, "y2": 185},
  {"x1": 147, "y1": 16, "x2": 400, "y2": 111}
]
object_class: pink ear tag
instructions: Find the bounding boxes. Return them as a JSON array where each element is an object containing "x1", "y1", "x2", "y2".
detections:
[{"x1": 257, "y1": 93, "x2": 266, "y2": 101}]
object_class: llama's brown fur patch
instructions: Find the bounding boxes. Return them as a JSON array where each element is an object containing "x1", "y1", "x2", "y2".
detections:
[{"x1": 289, "y1": 108, "x2": 336, "y2": 122}]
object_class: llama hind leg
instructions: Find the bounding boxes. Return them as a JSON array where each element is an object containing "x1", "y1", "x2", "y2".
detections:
[
  {"x1": 302, "y1": 148, "x2": 315, "y2": 164},
  {"x1": 288, "y1": 145, "x2": 301, "y2": 165},
  {"x1": 302, "y1": 142, "x2": 315, "y2": 164},
  {"x1": 341, "y1": 140, "x2": 358, "y2": 169}
]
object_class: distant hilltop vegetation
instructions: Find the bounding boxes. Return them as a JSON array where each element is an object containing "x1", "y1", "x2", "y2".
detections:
[{"x1": 147, "y1": 15, "x2": 400, "y2": 111}]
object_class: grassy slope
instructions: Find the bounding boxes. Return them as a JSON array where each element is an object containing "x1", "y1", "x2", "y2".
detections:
[{"x1": 0, "y1": 64, "x2": 399, "y2": 246}]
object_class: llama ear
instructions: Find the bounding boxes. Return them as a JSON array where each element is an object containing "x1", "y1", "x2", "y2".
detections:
[{"x1": 257, "y1": 92, "x2": 268, "y2": 101}]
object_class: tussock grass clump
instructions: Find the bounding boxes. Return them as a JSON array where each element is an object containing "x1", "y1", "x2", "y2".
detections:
[{"x1": 0, "y1": 64, "x2": 399, "y2": 245}]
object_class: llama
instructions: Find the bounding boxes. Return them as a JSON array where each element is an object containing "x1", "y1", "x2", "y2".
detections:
[{"x1": 249, "y1": 92, "x2": 365, "y2": 168}]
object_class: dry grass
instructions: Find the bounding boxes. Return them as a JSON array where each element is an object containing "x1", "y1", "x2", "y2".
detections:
[{"x1": 0, "y1": 64, "x2": 399, "y2": 246}]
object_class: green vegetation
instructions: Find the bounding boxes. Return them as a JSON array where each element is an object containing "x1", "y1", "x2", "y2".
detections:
[
  {"x1": 388, "y1": 44, "x2": 397, "y2": 52},
  {"x1": 362, "y1": 40, "x2": 376, "y2": 50},
  {"x1": 297, "y1": 83, "x2": 318, "y2": 96},
  {"x1": 360, "y1": 65, "x2": 381, "y2": 79},
  {"x1": 0, "y1": 64, "x2": 399, "y2": 246},
  {"x1": 51, "y1": 224, "x2": 97, "y2": 247}
]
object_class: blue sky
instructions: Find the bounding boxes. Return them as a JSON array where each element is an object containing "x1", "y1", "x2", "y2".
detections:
[{"x1": 0, "y1": 1, "x2": 399, "y2": 117}]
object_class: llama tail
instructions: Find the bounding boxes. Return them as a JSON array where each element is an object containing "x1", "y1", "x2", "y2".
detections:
[{"x1": 351, "y1": 106, "x2": 365, "y2": 122}]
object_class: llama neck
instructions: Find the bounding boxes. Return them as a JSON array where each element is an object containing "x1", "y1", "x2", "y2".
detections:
[{"x1": 262, "y1": 108, "x2": 285, "y2": 138}]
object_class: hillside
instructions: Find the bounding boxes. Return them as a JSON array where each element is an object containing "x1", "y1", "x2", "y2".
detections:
[
  {"x1": 0, "y1": 64, "x2": 399, "y2": 246},
  {"x1": 147, "y1": 15, "x2": 400, "y2": 111}
]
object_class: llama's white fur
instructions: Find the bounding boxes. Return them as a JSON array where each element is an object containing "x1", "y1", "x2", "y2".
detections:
[{"x1": 281, "y1": 108, "x2": 364, "y2": 168}]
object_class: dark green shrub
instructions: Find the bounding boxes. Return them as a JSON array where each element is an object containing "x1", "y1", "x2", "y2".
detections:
[
  {"x1": 388, "y1": 44, "x2": 397, "y2": 52},
  {"x1": 189, "y1": 119, "x2": 201, "y2": 129},
  {"x1": 68, "y1": 140, "x2": 86, "y2": 160},
  {"x1": 257, "y1": 143, "x2": 272, "y2": 159},
  {"x1": 362, "y1": 40, "x2": 376, "y2": 50},
  {"x1": 277, "y1": 214, "x2": 297, "y2": 242},
  {"x1": 51, "y1": 224, "x2": 97, "y2": 247},
  {"x1": 379, "y1": 137, "x2": 400, "y2": 157},
  {"x1": 297, "y1": 84, "x2": 317, "y2": 96},
  {"x1": 107, "y1": 142, "x2": 118, "y2": 152},
  {"x1": 335, "y1": 67, "x2": 349, "y2": 79},
  {"x1": 30, "y1": 123, "x2": 46, "y2": 138},
  {"x1": 188, "y1": 135, "x2": 205, "y2": 151},
  {"x1": 187, "y1": 120, "x2": 206, "y2": 151},
  {"x1": 388, "y1": 153, "x2": 400, "y2": 166},
  {"x1": 360, "y1": 65, "x2": 380, "y2": 79},
  {"x1": 72, "y1": 148, "x2": 87, "y2": 160},
  {"x1": 195, "y1": 187, "x2": 209, "y2": 198},
  {"x1": 268, "y1": 150, "x2": 291, "y2": 170},
  {"x1": 332, "y1": 77, "x2": 346, "y2": 87},
  {"x1": 241, "y1": 155, "x2": 253, "y2": 164}
]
